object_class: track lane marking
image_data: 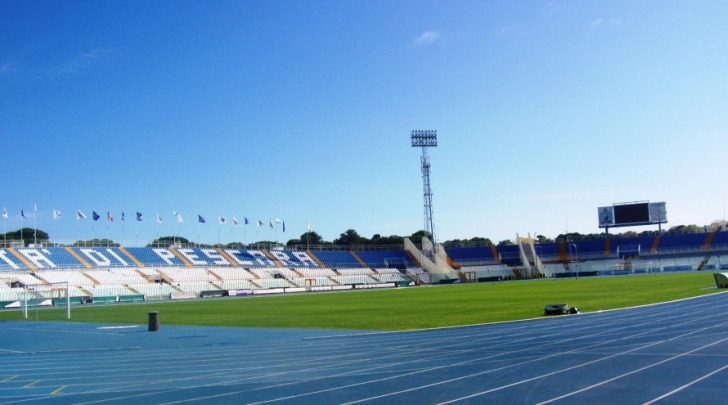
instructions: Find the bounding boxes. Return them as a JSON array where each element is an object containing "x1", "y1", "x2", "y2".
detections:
[
  {"x1": 23, "y1": 380, "x2": 39, "y2": 388},
  {"x1": 536, "y1": 337, "x2": 728, "y2": 404},
  {"x1": 643, "y1": 364, "x2": 728, "y2": 405}
]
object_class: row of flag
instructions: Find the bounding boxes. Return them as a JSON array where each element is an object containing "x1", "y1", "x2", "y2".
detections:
[
  {"x1": 2, "y1": 207, "x2": 286, "y2": 232},
  {"x1": 2, "y1": 205, "x2": 39, "y2": 221}
]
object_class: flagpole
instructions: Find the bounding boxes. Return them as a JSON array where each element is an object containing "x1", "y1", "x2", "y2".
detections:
[
  {"x1": 156, "y1": 215, "x2": 160, "y2": 244},
  {"x1": 196, "y1": 215, "x2": 202, "y2": 247},
  {"x1": 33, "y1": 205, "x2": 37, "y2": 245}
]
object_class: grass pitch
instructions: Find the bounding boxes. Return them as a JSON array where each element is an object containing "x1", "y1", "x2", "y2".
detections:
[{"x1": 1, "y1": 272, "x2": 721, "y2": 330}]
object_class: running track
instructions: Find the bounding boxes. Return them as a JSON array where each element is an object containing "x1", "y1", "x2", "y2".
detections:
[{"x1": 1, "y1": 292, "x2": 727, "y2": 404}]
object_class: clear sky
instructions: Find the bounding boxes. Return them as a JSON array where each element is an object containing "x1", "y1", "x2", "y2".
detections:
[{"x1": 2, "y1": 0, "x2": 727, "y2": 246}]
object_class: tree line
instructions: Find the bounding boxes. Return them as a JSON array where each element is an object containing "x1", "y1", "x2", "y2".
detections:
[{"x1": 2, "y1": 221, "x2": 725, "y2": 249}]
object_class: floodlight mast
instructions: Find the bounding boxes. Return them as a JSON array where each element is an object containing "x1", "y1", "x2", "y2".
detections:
[{"x1": 411, "y1": 130, "x2": 437, "y2": 246}]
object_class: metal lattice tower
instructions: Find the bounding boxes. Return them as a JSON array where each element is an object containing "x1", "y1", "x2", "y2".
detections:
[{"x1": 411, "y1": 130, "x2": 437, "y2": 244}]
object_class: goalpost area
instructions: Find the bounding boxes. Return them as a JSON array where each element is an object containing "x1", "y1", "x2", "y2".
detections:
[{"x1": 16, "y1": 281, "x2": 71, "y2": 320}]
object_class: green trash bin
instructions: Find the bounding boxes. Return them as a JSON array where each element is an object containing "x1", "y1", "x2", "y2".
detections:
[{"x1": 148, "y1": 311, "x2": 159, "y2": 332}]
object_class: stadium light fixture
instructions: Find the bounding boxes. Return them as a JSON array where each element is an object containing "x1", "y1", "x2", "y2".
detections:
[{"x1": 411, "y1": 130, "x2": 437, "y2": 246}]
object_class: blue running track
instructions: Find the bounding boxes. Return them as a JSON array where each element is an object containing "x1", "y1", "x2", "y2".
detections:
[{"x1": 1, "y1": 292, "x2": 727, "y2": 404}]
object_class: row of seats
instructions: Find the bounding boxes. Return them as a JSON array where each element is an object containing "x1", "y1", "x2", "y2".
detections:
[
  {"x1": 0, "y1": 247, "x2": 416, "y2": 271},
  {"x1": 446, "y1": 230, "x2": 728, "y2": 263},
  {"x1": 0, "y1": 264, "x2": 414, "y2": 301},
  {"x1": 2, "y1": 231, "x2": 724, "y2": 273}
]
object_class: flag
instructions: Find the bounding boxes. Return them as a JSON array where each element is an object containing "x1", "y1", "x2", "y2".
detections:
[
  {"x1": 176, "y1": 214, "x2": 183, "y2": 223},
  {"x1": 34, "y1": 204, "x2": 38, "y2": 212},
  {"x1": 136, "y1": 212, "x2": 143, "y2": 221},
  {"x1": 92, "y1": 211, "x2": 100, "y2": 221},
  {"x1": 244, "y1": 217, "x2": 249, "y2": 225},
  {"x1": 219, "y1": 216, "x2": 226, "y2": 224},
  {"x1": 21, "y1": 209, "x2": 26, "y2": 219},
  {"x1": 275, "y1": 218, "x2": 282, "y2": 223},
  {"x1": 156, "y1": 214, "x2": 163, "y2": 224},
  {"x1": 198, "y1": 215, "x2": 206, "y2": 223},
  {"x1": 107, "y1": 212, "x2": 114, "y2": 222},
  {"x1": 53, "y1": 209, "x2": 62, "y2": 220},
  {"x1": 232, "y1": 217, "x2": 239, "y2": 225},
  {"x1": 307, "y1": 221, "x2": 311, "y2": 232},
  {"x1": 269, "y1": 219, "x2": 273, "y2": 229},
  {"x1": 2, "y1": 208, "x2": 7, "y2": 220},
  {"x1": 122, "y1": 212, "x2": 125, "y2": 221},
  {"x1": 257, "y1": 219, "x2": 263, "y2": 227},
  {"x1": 77, "y1": 210, "x2": 87, "y2": 219},
  {"x1": 282, "y1": 220, "x2": 286, "y2": 233}
]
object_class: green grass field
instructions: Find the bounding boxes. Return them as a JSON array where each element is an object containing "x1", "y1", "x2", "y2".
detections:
[{"x1": 0, "y1": 273, "x2": 722, "y2": 331}]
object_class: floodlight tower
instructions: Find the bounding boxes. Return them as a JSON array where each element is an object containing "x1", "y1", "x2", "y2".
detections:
[{"x1": 411, "y1": 130, "x2": 437, "y2": 245}]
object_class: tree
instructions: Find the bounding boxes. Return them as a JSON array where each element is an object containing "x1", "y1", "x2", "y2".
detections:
[
  {"x1": 300, "y1": 231, "x2": 324, "y2": 245},
  {"x1": 371, "y1": 234, "x2": 404, "y2": 246},
  {"x1": 668, "y1": 224, "x2": 703, "y2": 234},
  {"x1": 286, "y1": 238, "x2": 302, "y2": 247},
  {"x1": 468, "y1": 236, "x2": 493, "y2": 246},
  {"x1": 710, "y1": 220, "x2": 727, "y2": 231},
  {"x1": 148, "y1": 236, "x2": 189, "y2": 247},
  {"x1": 225, "y1": 242, "x2": 247, "y2": 248},
  {"x1": 334, "y1": 229, "x2": 368, "y2": 246},
  {"x1": 407, "y1": 230, "x2": 432, "y2": 246},
  {"x1": 73, "y1": 238, "x2": 118, "y2": 247},
  {"x1": 4, "y1": 228, "x2": 49, "y2": 245}
]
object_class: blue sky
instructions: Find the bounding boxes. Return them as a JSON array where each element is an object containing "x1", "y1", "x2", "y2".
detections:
[{"x1": 1, "y1": 0, "x2": 727, "y2": 246}]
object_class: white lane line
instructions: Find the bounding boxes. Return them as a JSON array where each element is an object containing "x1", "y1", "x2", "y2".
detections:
[
  {"x1": 642, "y1": 364, "x2": 728, "y2": 405},
  {"x1": 176, "y1": 307, "x2": 728, "y2": 405},
  {"x1": 430, "y1": 320, "x2": 728, "y2": 405},
  {"x1": 96, "y1": 317, "x2": 623, "y2": 405},
  {"x1": 536, "y1": 337, "x2": 728, "y2": 404}
]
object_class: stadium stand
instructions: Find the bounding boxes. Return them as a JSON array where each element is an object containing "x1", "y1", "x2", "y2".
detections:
[
  {"x1": 446, "y1": 246, "x2": 495, "y2": 265},
  {"x1": 354, "y1": 250, "x2": 414, "y2": 269},
  {"x1": 309, "y1": 250, "x2": 362, "y2": 268},
  {"x1": 123, "y1": 247, "x2": 184, "y2": 266},
  {"x1": 2, "y1": 230, "x2": 727, "y2": 307},
  {"x1": 337, "y1": 267, "x2": 374, "y2": 275},
  {"x1": 711, "y1": 230, "x2": 728, "y2": 247},
  {"x1": 658, "y1": 233, "x2": 711, "y2": 252},
  {"x1": 296, "y1": 267, "x2": 337, "y2": 277}
]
